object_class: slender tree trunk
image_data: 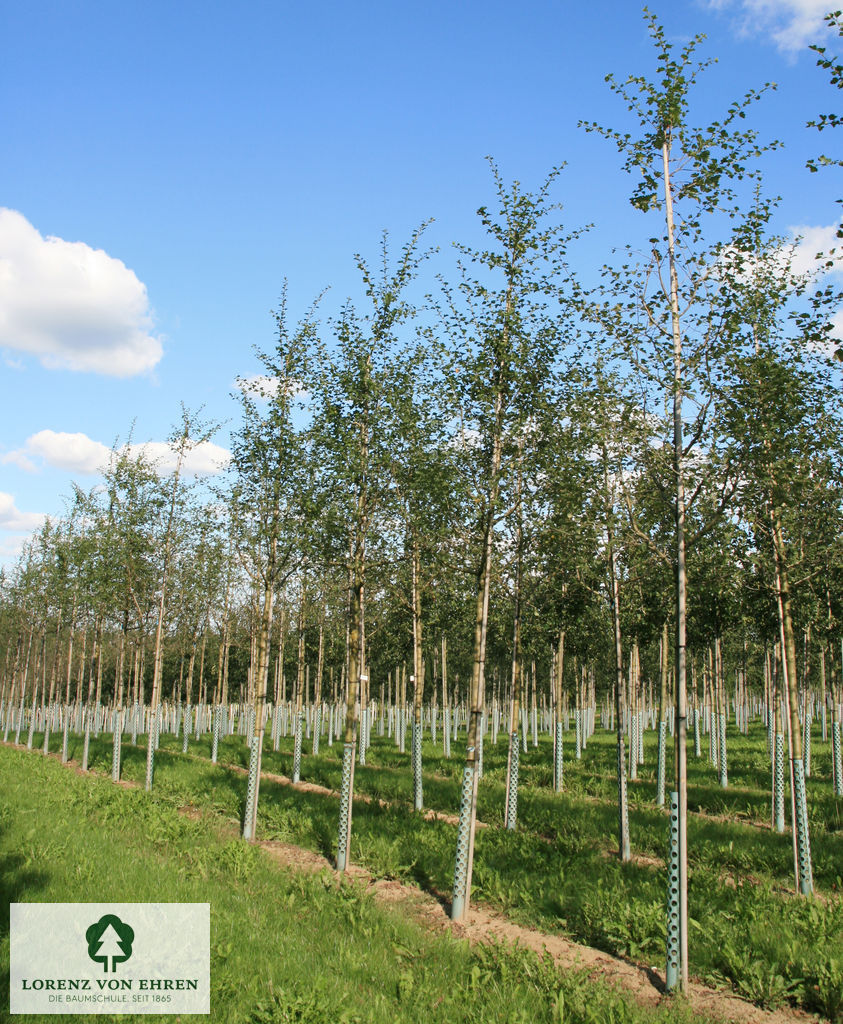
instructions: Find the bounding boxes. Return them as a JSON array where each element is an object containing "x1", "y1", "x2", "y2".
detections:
[
  {"x1": 657, "y1": 620, "x2": 669, "y2": 805},
  {"x1": 243, "y1": 536, "x2": 277, "y2": 841},
  {"x1": 553, "y1": 630, "x2": 565, "y2": 792},
  {"x1": 451, "y1": 412, "x2": 502, "y2": 921},
  {"x1": 336, "y1": 540, "x2": 364, "y2": 871},
  {"x1": 663, "y1": 134, "x2": 689, "y2": 992},
  {"x1": 505, "y1": 518, "x2": 524, "y2": 827},
  {"x1": 312, "y1": 613, "x2": 324, "y2": 755},
  {"x1": 411, "y1": 536, "x2": 425, "y2": 810},
  {"x1": 603, "y1": 446, "x2": 630, "y2": 863},
  {"x1": 771, "y1": 510, "x2": 813, "y2": 894},
  {"x1": 292, "y1": 581, "x2": 306, "y2": 784}
]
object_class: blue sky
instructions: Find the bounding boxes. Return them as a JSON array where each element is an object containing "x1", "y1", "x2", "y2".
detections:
[{"x1": 1, "y1": 0, "x2": 840, "y2": 563}]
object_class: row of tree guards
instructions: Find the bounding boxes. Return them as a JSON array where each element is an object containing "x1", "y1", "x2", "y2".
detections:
[{"x1": 3, "y1": 625, "x2": 841, "y2": 990}]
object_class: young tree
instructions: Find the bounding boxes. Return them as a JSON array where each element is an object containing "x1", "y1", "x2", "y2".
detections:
[
  {"x1": 310, "y1": 226, "x2": 431, "y2": 871},
  {"x1": 714, "y1": 206, "x2": 843, "y2": 892},
  {"x1": 438, "y1": 163, "x2": 578, "y2": 921},
  {"x1": 582, "y1": 12, "x2": 776, "y2": 989},
  {"x1": 230, "y1": 296, "x2": 316, "y2": 841},
  {"x1": 145, "y1": 407, "x2": 215, "y2": 792},
  {"x1": 385, "y1": 339, "x2": 459, "y2": 811}
]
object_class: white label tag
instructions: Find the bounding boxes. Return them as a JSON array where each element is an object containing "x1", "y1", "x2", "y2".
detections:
[{"x1": 10, "y1": 903, "x2": 210, "y2": 1014}]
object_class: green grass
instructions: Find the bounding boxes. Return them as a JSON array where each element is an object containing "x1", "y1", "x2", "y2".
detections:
[
  {"x1": 27, "y1": 712, "x2": 843, "y2": 1021},
  {"x1": 0, "y1": 743, "x2": 716, "y2": 1024}
]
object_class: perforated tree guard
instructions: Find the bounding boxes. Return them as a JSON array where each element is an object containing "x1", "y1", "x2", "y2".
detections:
[
  {"x1": 292, "y1": 711, "x2": 304, "y2": 783},
  {"x1": 718, "y1": 714, "x2": 728, "y2": 788},
  {"x1": 554, "y1": 721, "x2": 564, "y2": 792},
  {"x1": 575, "y1": 708, "x2": 582, "y2": 760},
  {"x1": 112, "y1": 713, "x2": 122, "y2": 782},
  {"x1": 42, "y1": 704, "x2": 52, "y2": 755},
  {"x1": 793, "y1": 759, "x2": 813, "y2": 896},
  {"x1": 832, "y1": 720, "x2": 843, "y2": 796},
  {"x1": 336, "y1": 741, "x2": 356, "y2": 871},
  {"x1": 312, "y1": 705, "x2": 322, "y2": 756},
  {"x1": 208, "y1": 705, "x2": 218, "y2": 763},
  {"x1": 773, "y1": 733, "x2": 785, "y2": 833},
  {"x1": 242, "y1": 732, "x2": 261, "y2": 841},
  {"x1": 505, "y1": 733, "x2": 519, "y2": 830},
  {"x1": 803, "y1": 715, "x2": 811, "y2": 779},
  {"x1": 144, "y1": 712, "x2": 157, "y2": 791},
  {"x1": 412, "y1": 721, "x2": 423, "y2": 811},
  {"x1": 617, "y1": 736, "x2": 630, "y2": 862},
  {"x1": 82, "y1": 713, "x2": 91, "y2": 772},
  {"x1": 656, "y1": 719, "x2": 667, "y2": 807},
  {"x1": 665, "y1": 790, "x2": 680, "y2": 992},
  {"x1": 451, "y1": 759, "x2": 475, "y2": 920}
]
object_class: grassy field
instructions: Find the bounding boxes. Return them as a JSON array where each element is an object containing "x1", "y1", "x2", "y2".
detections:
[
  {"x1": 0, "y1": 741, "x2": 718, "y2": 1024},
  {"x1": 9, "y1": 713, "x2": 843, "y2": 1021}
]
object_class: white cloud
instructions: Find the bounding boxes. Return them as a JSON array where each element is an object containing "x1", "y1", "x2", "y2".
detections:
[
  {"x1": 706, "y1": 0, "x2": 831, "y2": 51},
  {"x1": 2, "y1": 430, "x2": 230, "y2": 479},
  {"x1": 788, "y1": 224, "x2": 842, "y2": 276},
  {"x1": 0, "y1": 208, "x2": 163, "y2": 376},
  {"x1": 27, "y1": 430, "x2": 111, "y2": 474},
  {"x1": 132, "y1": 440, "x2": 231, "y2": 477},
  {"x1": 235, "y1": 374, "x2": 308, "y2": 401},
  {"x1": 715, "y1": 223, "x2": 841, "y2": 287},
  {"x1": 0, "y1": 534, "x2": 29, "y2": 561},
  {"x1": 0, "y1": 450, "x2": 37, "y2": 472},
  {"x1": 236, "y1": 374, "x2": 281, "y2": 398},
  {"x1": 0, "y1": 492, "x2": 46, "y2": 533}
]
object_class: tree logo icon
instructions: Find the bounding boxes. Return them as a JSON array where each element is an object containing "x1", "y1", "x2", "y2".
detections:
[{"x1": 86, "y1": 914, "x2": 135, "y2": 972}]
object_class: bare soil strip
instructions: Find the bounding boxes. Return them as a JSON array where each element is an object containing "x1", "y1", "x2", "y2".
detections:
[{"x1": 258, "y1": 837, "x2": 819, "y2": 1024}]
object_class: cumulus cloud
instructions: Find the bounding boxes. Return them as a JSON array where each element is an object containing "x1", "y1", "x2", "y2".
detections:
[
  {"x1": 0, "y1": 492, "x2": 46, "y2": 533},
  {"x1": 0, "y1": 208, "x2": 163, "y2": 376},
  {"x1": 788, "y1": 224, "x2": 842, "y2": 276},
  {"x1": 0, "y1": 534, "x2": 29, "y2": 561},
  {"x1": 25, "y1": 430, "x2": 111, "y2": 474},
  {"x1": 234, "y1": 374, "x2": 309, "y2": 401},
  {"x1": 132, "y1": 440, "x2": 231, "y2": 476},
  {"x1": 715, "y1": 223, "x2": 841, "y2": 286},
  {"x1": 2, "y1": 430, "x2": 230, "y2": 478},
  {"x1": 705, "y1": 0, "x2": 831, "y2": 52}
]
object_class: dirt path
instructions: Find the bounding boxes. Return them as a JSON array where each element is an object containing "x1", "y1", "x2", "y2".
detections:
[{"x1": 258, "y1": 838, "x2": 819, "y2": 1024}]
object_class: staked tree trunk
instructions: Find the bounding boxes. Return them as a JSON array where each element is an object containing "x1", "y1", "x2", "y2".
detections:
[
  {"x1": 292, "y1": 582, "x2": 306, "y2": 784},
  {"x1": 411, "y1": 537, "x2": 425, "y2": 810},
  {"x1": 662, "y1": 134, "x2": 689, "y2": 992},
  {"x1": 451, "y1": 411, "x2": 503, "y2": 921},
  {"x1": 657, "y1": 621, "x2": 669, "y2": 806},
  {"x1": 242, "y1": 536, "x2": 277, "y2": 841},
  {"x1": 771, "y1": 511, "x2": 813, "y2": 895},
  {"x1": 553, "y1": 629, "x2": 565, "y2": 792}
]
